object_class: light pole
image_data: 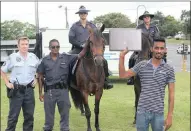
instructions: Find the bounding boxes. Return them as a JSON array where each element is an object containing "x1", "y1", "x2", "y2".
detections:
[
  {"x1": 35, "y1": 0, "x2": 39, "y2": 34},
  {"x1": 136, "y1": 5, "x2": 146, "y2": 26},
  {"x1": 34, "y1": 0, "x2": 42, "y2": 58},
  {"x1": 58, "y1": 5, "x2": 69, "y2": 29}
]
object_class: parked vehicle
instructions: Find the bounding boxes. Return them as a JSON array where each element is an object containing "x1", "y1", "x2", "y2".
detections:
[{"x1": 177, "y1": 44, "x2": 190, "y2": 54}]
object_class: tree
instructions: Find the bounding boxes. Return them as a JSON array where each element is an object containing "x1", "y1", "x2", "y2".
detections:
[
  {"x1": 93, "y1": 13, "x2": 133, "y2": 28},
  {"x1": 152, "y1": 12, "x2": 182, "y2": 37},
  {"x1": 180, "y1": 10, "x2": 190, "y2": 39},
  {"x1": 1, "y1": 20, "x2": 36, "y2": 40}
]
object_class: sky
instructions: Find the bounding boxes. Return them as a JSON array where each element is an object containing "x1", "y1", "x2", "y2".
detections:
[{"x1": 1, "y1": 2, "x2": 190, "y2": 29}]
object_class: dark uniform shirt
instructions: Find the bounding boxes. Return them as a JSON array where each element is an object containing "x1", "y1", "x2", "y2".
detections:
[
  {"x1": 37, "y1": 53, "x2": 78, "y2": 86},
  {"x1": 137, "y1": 23, "x2": 160, "y2": 42},
  {"x1": 69, "y1": 21, "x2": 96, "y2": 49}
]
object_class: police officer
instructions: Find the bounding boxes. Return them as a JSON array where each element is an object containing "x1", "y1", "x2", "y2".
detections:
[
  {"x1": 1, "y1": 36, "x2": 39, "y2": 131},
  {"x1": 37, "y1": 39, "x2": 88, "y2": 131},
  {"x1": 137, "y1": 11, "x2": 160, "y2": 41},
  {"x1": 68, "y1": 5, "x2": 113, "y2": 90}
]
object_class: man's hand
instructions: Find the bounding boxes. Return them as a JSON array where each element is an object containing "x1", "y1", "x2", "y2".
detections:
[
  {"x1": 39, "y1": 94, "x2": 44, "y2": 102},
  {"x1": 80, "y1": 42, "x2": 87, "y2": 48},
  {"x1": 6, "y1": 82, "x2": 14, "y2": 89},
  {"x1": 120, "y1": 48, "x2": 129, "y2": 58},
  {"x1": 164, "y1": 115, "x2": 172, "y2": 130}
]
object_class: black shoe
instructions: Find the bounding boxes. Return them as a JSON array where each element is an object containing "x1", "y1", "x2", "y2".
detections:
[
  {"x1": 104, "y1": 77, "x2": 113, "y2": 90},
  {"x1": 127, "y1": 77, "x2": 134, "y2": 85}
]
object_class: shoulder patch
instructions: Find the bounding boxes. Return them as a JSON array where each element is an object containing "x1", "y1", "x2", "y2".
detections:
[{"x1": 16, "y1": 57, "x2": 21, "y2": 62}]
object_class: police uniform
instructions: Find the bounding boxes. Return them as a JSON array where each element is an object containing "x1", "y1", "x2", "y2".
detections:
[
  {"x1": 1, "y1": 52, "x2": 39, "y2": 131},
  {"x1": 136, "y1": 23, "x2": 160, "y2": 43},
  {"x1": 68, "y1": 20, "x2": 96, "y2": 54},
  {"x1": 37, "y1": 53, "x2": 78, "y2": 131}
]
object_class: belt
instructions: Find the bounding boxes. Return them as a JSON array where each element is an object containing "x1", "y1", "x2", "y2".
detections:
[
  {"x1": 14, "y1": 80, "x2": 34, "y2": 89},
  {"x1": 46, "y1": 83, "x2": 64, "y2": 90}
]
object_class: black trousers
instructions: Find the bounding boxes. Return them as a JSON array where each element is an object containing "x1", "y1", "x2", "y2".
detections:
[{"x1": 6, "y1": 88, "x2": 35, "y2": 131}]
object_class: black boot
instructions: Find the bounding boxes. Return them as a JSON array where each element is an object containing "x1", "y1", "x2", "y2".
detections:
[
  {"x1": 103, "y1": 59, "x2": 113, "y2": 90},
  {"x1": 104, "y1": 77, "x2": 113, "y2": 89},
  {"x1": 127, "y1": 77, "x2": 134, "y2": 85}
]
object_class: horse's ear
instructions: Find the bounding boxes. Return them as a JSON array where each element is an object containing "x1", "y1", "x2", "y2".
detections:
[{"x1": 100, "y1": 24, "x2": 105, "y2": 33}]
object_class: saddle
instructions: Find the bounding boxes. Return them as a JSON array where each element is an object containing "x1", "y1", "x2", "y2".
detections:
[{"x1": 69, "y1": 59, "x2": 79, "y2": 90}]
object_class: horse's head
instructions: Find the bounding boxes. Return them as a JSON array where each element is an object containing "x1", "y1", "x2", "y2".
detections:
[{"x1": 86, "y1": 24, "x2": 106, "y2": 66}]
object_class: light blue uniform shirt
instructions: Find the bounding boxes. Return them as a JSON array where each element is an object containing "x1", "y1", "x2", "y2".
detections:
[{"x1": 1, "y1": 52, "x2": 39, "y2": 85}]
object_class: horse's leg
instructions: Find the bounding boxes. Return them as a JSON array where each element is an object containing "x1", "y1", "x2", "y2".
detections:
[
  {"x1": 133, "y1": 75, "x2": 141, "y2": 124},
  {"x1": 82, "y1": 92, "x2": 92, "y2": 131},
  {"x1": 94, "y1": 92, "x2": 102, "y2": 131},
  {"x1": 80, "y1": 102, "x2": 85, "y2": 116}
]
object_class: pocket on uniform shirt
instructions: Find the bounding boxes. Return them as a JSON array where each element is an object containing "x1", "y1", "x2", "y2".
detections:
[
  {"x1": 60, "y1": 63, "x2": 69, "y2": 74},
  {"x1": 28, "y1": 63, "x2": 37, "y2": 75},
  {"x1": 14, "y1": 62, "x2": 24, "y2": 75}
]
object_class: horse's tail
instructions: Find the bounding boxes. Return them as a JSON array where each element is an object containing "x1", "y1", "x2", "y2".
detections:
[{"x1": 69, "y1": 87, "x2": 83, "y2": 109}]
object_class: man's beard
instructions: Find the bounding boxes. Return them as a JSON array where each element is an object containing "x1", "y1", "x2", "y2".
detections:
[{"x1": 154, "y1": 53, "x2": 163, "y2": 60}]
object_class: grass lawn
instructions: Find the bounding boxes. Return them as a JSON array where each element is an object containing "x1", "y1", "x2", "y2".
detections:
[
  {"x1": 1, "y1": 72, "x2": 190, "y2": 131},
  {"x1": 166, "y1": 38, "x2": 190, "y2": 45}
]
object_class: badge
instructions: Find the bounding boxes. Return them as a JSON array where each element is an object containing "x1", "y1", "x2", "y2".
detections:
[
  {"x1": 16, "y1": 57, "x2": 21, "y2": 62},
  {"x1": 2, "y1": 62, "x2": 6, "y2": 66}
]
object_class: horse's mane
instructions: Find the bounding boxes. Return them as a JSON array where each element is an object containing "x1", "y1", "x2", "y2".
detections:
[{"x1": 84, "y1": 28, "x2": 105, "y2": 58}]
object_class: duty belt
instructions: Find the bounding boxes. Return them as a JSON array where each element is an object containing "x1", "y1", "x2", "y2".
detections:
[{"x1": 46, "y1": 82, "x2": 67, "y2": 90}]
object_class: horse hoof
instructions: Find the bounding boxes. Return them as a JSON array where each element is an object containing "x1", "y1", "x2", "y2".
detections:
[
  {"x1": 87, "y1": 128, "x2": 92, "y2": 131},
  {"x1": 81, "y1": 112, "x2": 85, "y2": 116},
  {"x1": 96, "y1": 128, "x2": 101, "y2": 131}
]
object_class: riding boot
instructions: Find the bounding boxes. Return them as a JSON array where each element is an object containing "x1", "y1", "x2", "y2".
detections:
[
  {"x1": 103, "y1": 59, "x2": 113, "y2": 90},
  {"x1": 127, "y1": 77, "x2": 134, "y2": 85}
]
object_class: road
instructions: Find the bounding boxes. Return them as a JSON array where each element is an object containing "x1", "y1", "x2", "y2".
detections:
[{"x1": 167, "y1": 43, "x2": 190, "y2": 72}]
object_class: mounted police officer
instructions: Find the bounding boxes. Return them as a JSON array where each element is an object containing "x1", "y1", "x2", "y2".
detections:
[
  {"x1": 1, "y1": 36, "x2": 39, "y2": 131},
  {"x1": 37, "y1": 39, "x2": 88, "y2": 131},
  {"x1": 68, "y1": 5, "x2": 113, "y2": 90},
  {"x1": 137, "y1": 11, "x2": 160, "y2": 41}
]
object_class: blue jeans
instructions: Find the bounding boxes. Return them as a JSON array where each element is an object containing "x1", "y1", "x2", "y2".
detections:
[{"x1": 136, "y1": 109, "x2": 165, "y2": 131}]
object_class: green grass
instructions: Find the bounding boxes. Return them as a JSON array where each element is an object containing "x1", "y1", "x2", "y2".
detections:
[
  {"x1": 166, "y1": 38, "x2": 190, "y2": 45},
  {"x1": 1, "y1": 72, "x2": 190, "y2": 131}
]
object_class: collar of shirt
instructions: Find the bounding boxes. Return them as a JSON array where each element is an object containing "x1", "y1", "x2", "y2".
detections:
[
  {"x1": 46, "y1": 53, "x2": 63, "y2": 60},
  {"x1": 143, "y1": 23, "x2": 155, "y2": 29},
  {"x1": 76, "y1": 20, "x2": 91, "y2": 26},
  {"x1": 147, "y1": 58, "x2": 165, "y2": 69},
  {"x1": 17, "y1": 51, "x2": 29, "y2": 60}
]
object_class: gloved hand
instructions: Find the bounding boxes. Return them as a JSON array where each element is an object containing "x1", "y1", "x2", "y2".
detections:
[{"x1": 80, "y1": 42, "x2": 86, "y2": 48}]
